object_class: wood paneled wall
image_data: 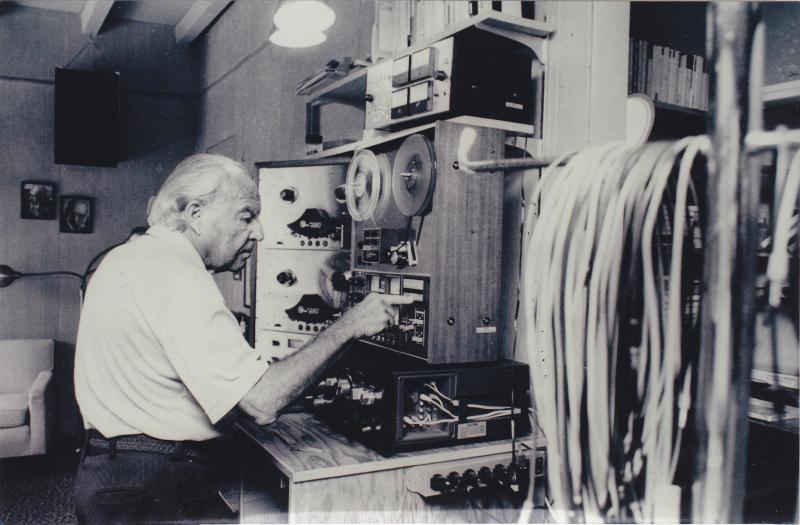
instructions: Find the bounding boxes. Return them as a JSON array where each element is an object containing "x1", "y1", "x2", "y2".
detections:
[
  {"x1": 0, "y1": 4, "x2": 198, "y2": 440},
  {"x1": 195, "y1": 0, "x2": 375, "y2": 313}
]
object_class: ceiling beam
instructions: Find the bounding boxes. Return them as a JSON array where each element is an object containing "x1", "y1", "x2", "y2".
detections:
[
  {"x1": 81, "y1": 0, "x2": 115, "y2": 38},
  {"x1": 175, "y1": 0, "x2": 233, "y2": 45}
]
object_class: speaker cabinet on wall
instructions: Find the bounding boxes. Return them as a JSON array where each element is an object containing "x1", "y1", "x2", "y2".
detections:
[{"x1": 54, "y1": 68, "x2": 120, "y2": 168}]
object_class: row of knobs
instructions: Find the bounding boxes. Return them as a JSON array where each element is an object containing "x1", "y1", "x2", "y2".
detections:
[
  {"x1": 279, "y1": 186, "x2": 347, "y2": 203},
  {"x1": 429, "y1": 463, "x2": 524, "y2": 495}
]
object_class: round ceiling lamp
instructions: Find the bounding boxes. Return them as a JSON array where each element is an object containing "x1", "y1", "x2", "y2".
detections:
[
  {"x1": 269, "y1": 29, "x2": 327, "y2": 48},
  {"x1": 273, "y1": 1, "x2": 335, "y2": 33}
]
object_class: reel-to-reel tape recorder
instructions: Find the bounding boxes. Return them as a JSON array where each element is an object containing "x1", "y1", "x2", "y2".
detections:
[
  {"x1": 343, "y1": 121, "x2": 505, "y2": 364},
  {"x1": 254, "y1": 121, "x2": 507, "y2": 365},
  {"x1": 254, "y1": 158, "x2": 353, "y2": 361}
]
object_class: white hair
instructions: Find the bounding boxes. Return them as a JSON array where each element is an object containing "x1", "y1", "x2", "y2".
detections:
[{"x1": 147, "y1": 154, "x2": 254, "y2": 232}]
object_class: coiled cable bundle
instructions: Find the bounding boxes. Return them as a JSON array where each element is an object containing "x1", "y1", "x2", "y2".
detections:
[{"x1": 519, "y1": 137, "x2": 711, "y2": 523}]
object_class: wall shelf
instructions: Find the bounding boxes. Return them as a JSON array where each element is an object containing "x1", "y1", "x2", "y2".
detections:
[
  {"x1": 653, "y1": 100, "x2": 707, "y2": 117},
  {"x1": 764, "y1": 80, "x2": 800, "y2": 105},
  {"x1": 304, "y1": 68, "x2": 367, "y2": 108},
  {"x1": 307, "y1": 116, "x2": 537, "y2": 160},
  {"x1": 302, "y1": 12, "x2": 553, "y2": 154},
  {"x1": 648, "y1": 99, "x2": 707, "y2": 140},
  {"x1": 306, "y1": 121, "x2": 437, "y2": 159},
  {"x1": 302, "y1": 13, "x2": 555, "y2": 108}
]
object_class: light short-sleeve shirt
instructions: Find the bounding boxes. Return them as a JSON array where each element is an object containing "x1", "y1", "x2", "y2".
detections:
[{"x1": 74, "y1": 225, "x2": 268, "y2": 441}]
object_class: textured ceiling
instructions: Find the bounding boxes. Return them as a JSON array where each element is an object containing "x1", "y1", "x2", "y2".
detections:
[{"x1": 10, "y1": 0, "x2": 196, "y2": 26}]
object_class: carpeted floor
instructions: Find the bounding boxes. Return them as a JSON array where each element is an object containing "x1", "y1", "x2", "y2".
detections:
[{"x1": 0, "y1": 447, "x2": 79, "y2": 525}]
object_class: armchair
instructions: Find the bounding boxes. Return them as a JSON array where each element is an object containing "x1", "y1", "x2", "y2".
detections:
[{"x1": 0, "y1": 339, "x2": 54, "y2": 458}]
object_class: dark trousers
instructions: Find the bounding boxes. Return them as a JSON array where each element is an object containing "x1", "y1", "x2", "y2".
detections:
[{"x1": 74, "y1": 438, "x2": 235, "y2": 524}]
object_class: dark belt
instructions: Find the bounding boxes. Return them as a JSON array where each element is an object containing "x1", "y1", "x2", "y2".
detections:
[{"x1": 83, "y1": 429, "x2": 220, "y2": 462}]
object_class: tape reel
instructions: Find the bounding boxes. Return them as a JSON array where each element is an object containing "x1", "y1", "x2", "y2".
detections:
[
  {"x1": 345, "y1": 149, "x2": 395, "y2": 222},
  {"x1": 318, "y1": 252, "x2": 350, "y2": 310},
  {"x1": 391, "y1": 134, "x2": 437, "y2": 217}
]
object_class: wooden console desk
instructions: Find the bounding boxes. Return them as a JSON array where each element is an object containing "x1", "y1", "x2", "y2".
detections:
[{"x1": 236, "y1": 412, "x2": 546, "y2": 524}]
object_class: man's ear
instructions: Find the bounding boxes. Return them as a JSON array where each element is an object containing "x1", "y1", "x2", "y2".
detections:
[{"x1": 184, "y1": 200, "x2": 204, "y2": 235}]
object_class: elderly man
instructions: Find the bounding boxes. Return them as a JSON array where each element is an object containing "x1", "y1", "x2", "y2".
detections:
[{"x1": 73, "y1": 154, "x2": 411, "y2": 523}]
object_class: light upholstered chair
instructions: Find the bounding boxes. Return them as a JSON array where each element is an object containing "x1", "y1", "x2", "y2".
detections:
[{"x1": 0, "y1": 339, "x2": 54, "y2": 458}]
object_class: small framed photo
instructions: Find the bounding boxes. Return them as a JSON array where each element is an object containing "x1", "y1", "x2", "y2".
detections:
[
  {"x1": 21, "y1": 181, "x2": 57, "y2": 220},
  {"x1": 60, "y1": 196, "x2": 94, "y2": 234}
]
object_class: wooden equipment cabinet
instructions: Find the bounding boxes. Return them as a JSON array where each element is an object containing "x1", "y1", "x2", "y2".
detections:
[{"x1": 236, "y1": 413, "x2": 545, "y2": 524}]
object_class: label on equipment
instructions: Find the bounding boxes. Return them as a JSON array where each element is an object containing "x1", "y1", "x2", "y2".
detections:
[
  {"x1": 457, "y1": 421, "x2": 487, "y2": 440},
  {"x1": 505, "y1": 101, "x2": 524, "y2": 110},
  {"x1": 475, "y1": 326, "x2": 497, "y2": 334}
]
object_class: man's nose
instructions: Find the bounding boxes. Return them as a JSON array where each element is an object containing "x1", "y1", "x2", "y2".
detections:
[{"x1": 250, "y1": 217, "x2": 265, "y2": 242}]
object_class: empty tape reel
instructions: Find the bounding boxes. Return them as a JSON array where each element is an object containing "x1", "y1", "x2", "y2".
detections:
[
  {"x1": 345, "y1": 149, "x2": 394, "y2": 222},
  {"x1": 391, "y1": 134, "x2": 437, "y2": 217}
]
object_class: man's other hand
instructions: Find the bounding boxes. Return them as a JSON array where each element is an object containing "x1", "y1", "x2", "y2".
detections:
[{"x1": 337, "y1": 293, "x2": 416, "y2": 340}]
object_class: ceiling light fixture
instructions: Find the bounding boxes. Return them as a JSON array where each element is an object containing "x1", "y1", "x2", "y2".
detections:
[
  {"x1": 270, "y1": 1, "x2": 335, "y2": 48},
  {"x1": 269, "y1": 29, "x2": 327, "y2": 48}
]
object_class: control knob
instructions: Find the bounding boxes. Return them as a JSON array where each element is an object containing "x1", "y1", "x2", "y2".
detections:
[
  {"x1": 446, "y1": 472, "x2": 462, "y2": 493},
  {"x1": 430, "y1": 474, "x2": 448, "y2": 493},
  {"x1": 276, "y1": 270, "x2": 297, "y2": 286},
  {"x1": 279, "y1": 187, "x2": 298, "y2": 202},
  {"x1": 478, "y1": 466, "x2": 493, "y2": 487},
  {"x1": 389, "y1": 249, "x2": 408, "y2": 269},
  {"x1": 461, "y1": 469, "x2": 479, "y2": 493}
]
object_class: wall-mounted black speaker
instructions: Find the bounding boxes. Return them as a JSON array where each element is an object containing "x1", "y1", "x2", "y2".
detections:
[{"x1": 54, "y1": 67, "x2": 120, "y2": 167}]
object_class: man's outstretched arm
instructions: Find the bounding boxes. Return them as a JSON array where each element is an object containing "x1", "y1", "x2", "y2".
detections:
[{"x1": 239, "y1": 293, "x2": 415, "y2": 425}]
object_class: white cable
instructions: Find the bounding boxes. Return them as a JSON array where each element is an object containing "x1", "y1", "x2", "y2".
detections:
[
  {"x1": 519, "y1": 137, "x2": 711, "y2": 522},
  {"x1": 419, "y1": 393, "x2": 458, "y2": 419},
  {"x1": 424, "y1": 382, "x2": 459, "y2": 406},
  {"x1": 467, "y1": 403, "x2": 514, "y2": 410},
  {"x1": 767, "y1": 147, "x2": 800, "y2": 307}
]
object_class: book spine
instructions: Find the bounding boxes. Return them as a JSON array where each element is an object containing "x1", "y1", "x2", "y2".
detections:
[
  {"x1": 648, "y1": 44, "x2": 658, "y2": 99},
  {"x1": 629, "y1": 39, "x2": 635, "y2": 93},
  {"x1": 641, "y1": 41, "x2": 648, "y2": 96}
]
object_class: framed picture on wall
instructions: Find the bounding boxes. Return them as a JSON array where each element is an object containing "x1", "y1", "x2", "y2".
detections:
[
  {"x1": 60, "y1": 196, "x2": 94, "y2": 234},
  {"x1": 21, "y1": 181, "x2": 57, "y2": 220}
]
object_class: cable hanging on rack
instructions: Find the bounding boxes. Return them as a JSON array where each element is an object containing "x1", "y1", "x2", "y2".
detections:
[{"x1": 513, "y1": 135, "x2": 711, "y2": 523}]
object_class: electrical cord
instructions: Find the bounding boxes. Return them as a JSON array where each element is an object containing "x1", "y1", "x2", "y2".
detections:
[
  {"x1": 767, "y1": 147, "x2": 800, "y2": 308},
  {"x1": 518, "y1": 137, "x2": 711, "y2": 522}
]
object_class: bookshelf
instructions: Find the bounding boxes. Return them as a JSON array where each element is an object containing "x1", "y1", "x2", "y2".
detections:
[
  {"x1": 764, "y1": 80, "x2": 800, "y2": 132},
  {"x1": 628, "y1": 2, "x2": 708, "y2": 138}
]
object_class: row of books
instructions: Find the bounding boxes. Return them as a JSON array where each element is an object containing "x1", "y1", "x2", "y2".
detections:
[
  {"x1": 628, "y1": 39, "x2": 709, "y2": 111},
  {"x1": 372, "y1": 1, "x2": 534, "y2": 62}
]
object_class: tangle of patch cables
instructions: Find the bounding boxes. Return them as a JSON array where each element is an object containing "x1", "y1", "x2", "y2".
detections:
[
  {"x1": 517, "y1": 136, "x2": 711, "y2": 523},
  {"x1": 401, "y1": 382, "x2": 523, "y2": 429}
]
